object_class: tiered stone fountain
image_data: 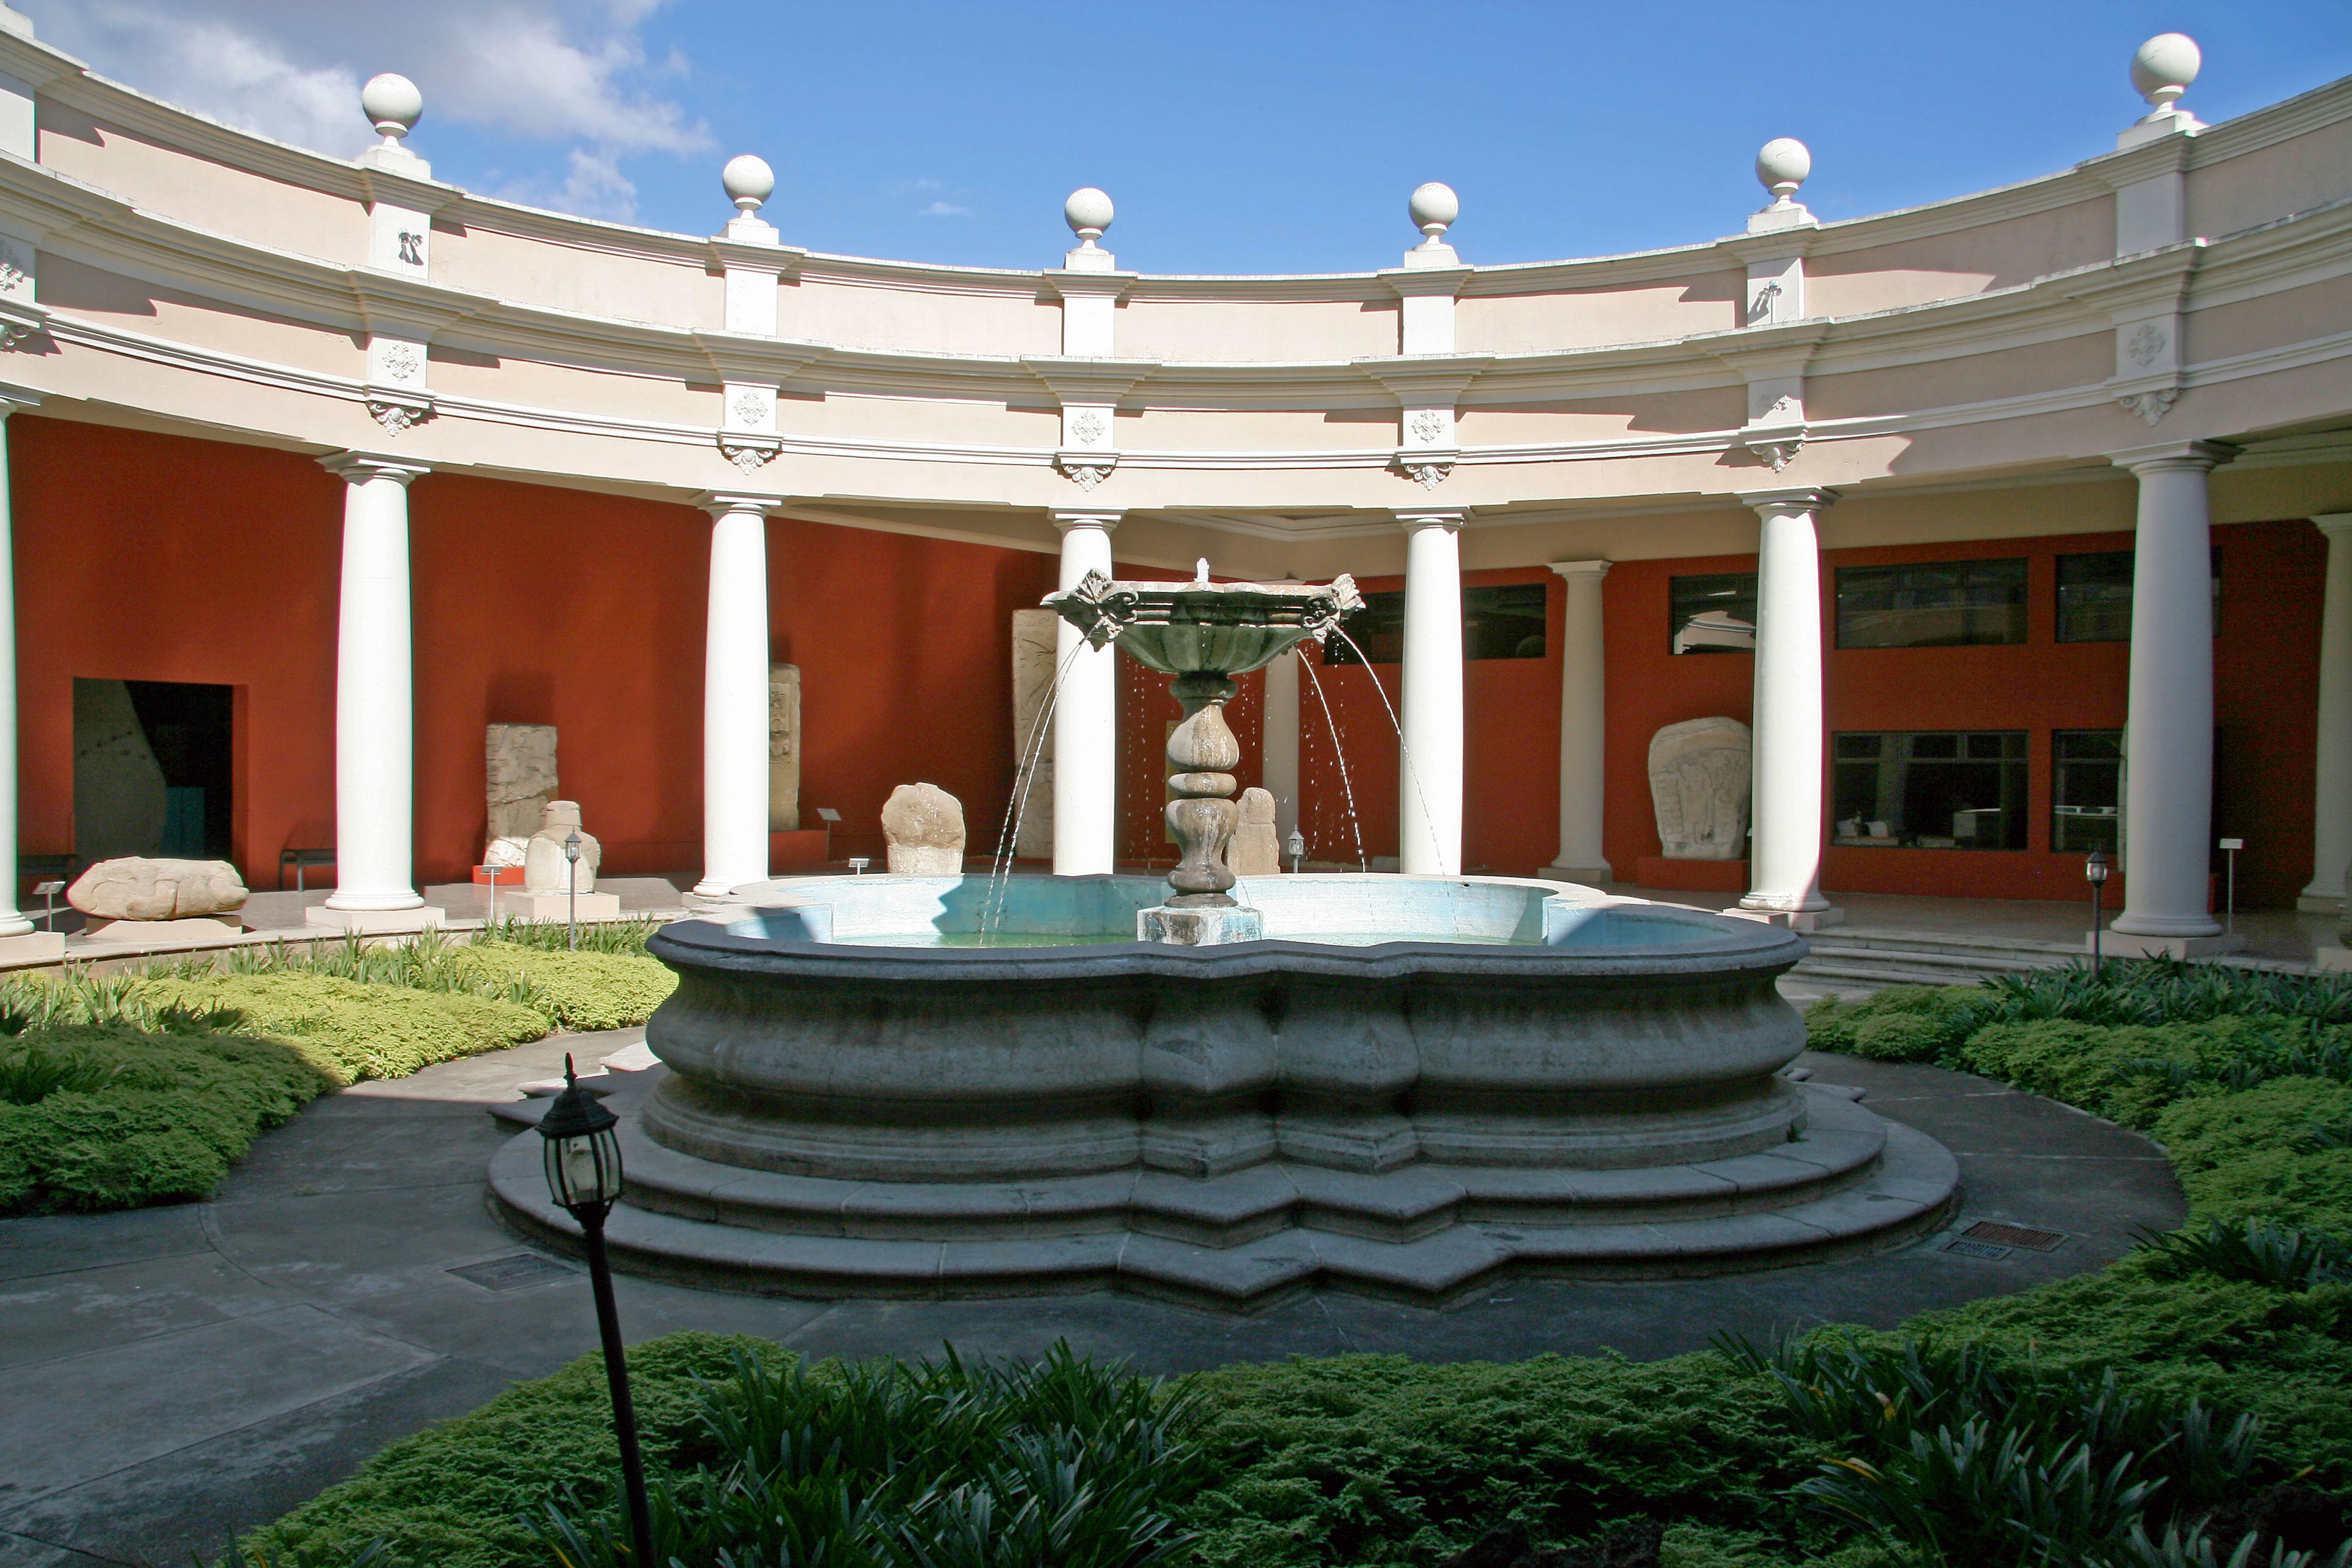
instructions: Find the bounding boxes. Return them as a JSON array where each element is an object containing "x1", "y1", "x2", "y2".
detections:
[{"x1": 489, "y1": 571, "x2": 1958, "y2": 1309}]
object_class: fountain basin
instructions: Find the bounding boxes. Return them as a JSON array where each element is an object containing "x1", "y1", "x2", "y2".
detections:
[{"x1": 490, "y1": 876, "x2": 1959, "y2": 1308}]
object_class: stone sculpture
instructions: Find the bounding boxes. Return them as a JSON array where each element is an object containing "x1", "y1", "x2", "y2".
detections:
[
  {"x1": 881, "y1": 783, "x2": 965, "y2": 875},
  {"x1": 1648, "y1": 717, "x2": 1752, "y2": 860},
  {"x1": 69, "y1": 857, "x2": 247, "y2": 921},
  {"x1": 1229, "y1": 786, "x2": 1281, "y2": 876},
  {"x1": 522, "y1": 800, "x2": 600, "y2": 894},
  {"x1": 1010, "y1": 609, "x2": 1058, "y2": 859},
  {"x1": 484, "y1": 724, "x2": 557, "y2": 868},
  {"x1": 769, "y1": 663, "x2": 801, "y2": 833}
]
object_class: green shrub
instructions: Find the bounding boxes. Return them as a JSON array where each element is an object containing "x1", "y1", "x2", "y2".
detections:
[
  {"x1": 1957, "y1": 1017, "x2": 2352, "y2": 1129},
  {"x1": 0, "y1": 1025, "x2": 330, "y2": 1212},
  {"x1": 483, "y1": 914, "x2": 657, "y2": 956},
  {"x1": 1972, "y1": 959, "x2": 2352, "y2": 1031},
  {"x1": 2155, "y1": 1080, "x2": 2352, "y2": 1234},
  {"x1": 2139, "y1": 1218, "x2": 2352, "y2": 1293},
  {"x1": 1805, "y1": 987, "x2": 1979, "y2": 1062},
  {"x1": 135, "y1": 972, "x2": 548, "y2": 1085},
  {"x1": 451, "y1": 943, "x2": 675, "y2": 1031}
]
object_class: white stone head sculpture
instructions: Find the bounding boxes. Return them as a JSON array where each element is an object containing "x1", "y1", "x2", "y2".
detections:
[
  {"x1": 360, "y1": 74, "x2": 423, "y2": 150},
  {"x1": 1065, "y1": 187, "x2": 1114, "y2": 250},
  {"x1": 1755, "y1": 138, "x2": 1812, "y2": 209},
  {"x1": 1409, "y1": 182, "x2": 1459, "y2": 249},
  {"x1": 2132, "y1": 32, "x2": 2201, "y2": 117},
  {"x1": 722, "y1": 154, "x2": 776, "y2": 217}
]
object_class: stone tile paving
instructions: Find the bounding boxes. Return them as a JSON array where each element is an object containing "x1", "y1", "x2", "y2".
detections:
[{"x1": 0, "y1": 1025, "x2": 2183, "y2": 1568}]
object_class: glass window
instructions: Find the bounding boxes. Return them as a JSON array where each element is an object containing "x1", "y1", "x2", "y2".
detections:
[
  {"x1": 2052, "y1": 729, "x2": 2122, "y2": 854},
  {"x1": 2056, "y1": 550, "x2": 2221, "y2": 643},
  {"x1": 1669, "y1": 572, "x2": 1757, "y2": 655},
  {"x1": 1325, "y1": 584, "x2": 1548, "y2": 665},
  {"x1": 1831, "y1": 730, "x2": 2028, "y2": 850},
  {"x1": 1836, "y1": 559, "x2": 2028, "y2": 649}
]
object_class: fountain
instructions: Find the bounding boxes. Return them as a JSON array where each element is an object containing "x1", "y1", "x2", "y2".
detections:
[{"x1": 489, "y1": 570, "x2": 1958, "y2": 1310}]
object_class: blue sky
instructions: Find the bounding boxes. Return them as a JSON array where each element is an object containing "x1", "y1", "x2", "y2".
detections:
[{"x1": 25, "y1": 1, "x2": 2352, "y2": 274}]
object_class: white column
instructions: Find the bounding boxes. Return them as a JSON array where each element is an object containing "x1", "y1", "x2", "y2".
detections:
[
  {"x1": 1545, "y1": 560, "x2": 1611, "y2": 883},
  {"x1": 318, "y1": 454, "x2": 432, "y2": 914},
  {"x1": 0, "y1": 391, "x2": 37, "y2": 944},
  {"x1": 1052, "y1": 511, "x2": 1119, "y2": 876},
  {"x1": 1739, "y1": 489, "x2": 1839, "y2": 928},
  {"x1": 696, "y1": 494, "x2": 778, "y2": 898},
  {"x1": 1263, "y1": 650, "x2": 1300, "y2": 849},
  {"x1": 1398, "y1": 511, "x2": 1465, "y2": 876},
  {"x1": 2305, "y1": 514, "x2": 2352, "y2": 913},
  {"x1": 2111, "y1": 443, "x2": 2236, "y2": 950}
]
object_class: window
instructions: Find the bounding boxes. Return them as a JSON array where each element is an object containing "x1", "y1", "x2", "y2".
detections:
[
  {"x1": 1668, "y1": 572, "x2": 1757, "y2": 655},
  {"x1": 2055, "y1": 550, "x2": 2221, "y2": 643},
  {"x1": 1325, "y1": 584, "x2": 1548, "y2": 664},
  {"x1": 1832, "y1": 730, "x2": 2028, "y2": 850},
  {"x1": 1836, "y1": 559, "x2": 2028, "y2": 649},
  {"x1": 2052, "y1": 730, "x2": 2122, "y2": 854}
]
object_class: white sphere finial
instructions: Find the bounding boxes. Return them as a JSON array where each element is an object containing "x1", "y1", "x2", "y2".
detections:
[
  {"x1": 722, "y1": 154, "x2": 776, "y2": 216},
  {"x1": 1064, "y1": 187, "x2": 1114, "y2": 246},
  {"x1": 1755, "y1": 138, "x2": 1812, "y2": 206},
  {"x1": 1408, "y1": 181, "x2": 1459, "y2": 246},
  {"x1": 360, "y1": 73, "x2": 423, "y2": 146},
  {"x1": 2131, "y1": 32, "x2": 2201, "y2": 113}
]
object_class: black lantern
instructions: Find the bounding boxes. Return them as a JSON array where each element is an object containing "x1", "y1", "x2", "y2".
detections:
[
  {"x1": 2085, "y1": 848, "x2": 2111, "y2": 977},
  {"x1": 535, "y1": 1057, "x2": 654, "y2": 1566}
]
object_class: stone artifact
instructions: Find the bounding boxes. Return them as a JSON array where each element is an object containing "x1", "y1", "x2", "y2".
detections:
[
  {"x1": 73, "y1": 679, "x2": 167, "y2": 862},
  {"x1": 881, "y1": 783, "x2": 965, "y2": 874},
  {"x1": 522, "y1": 800, "x2": 601, "y2": 894},
  {"x1": 484, "y1": 724, "x2": 557, "y2": 868},
  {"x1": 1649, "y1": 717, "x2": 1752, "y2": 860},
  {"x1": 1229, "y1": 786, "x2": 1281, "y2": 876},
  {"x1": 1010, "y1": 609, "x2": 1058, "y2": 859},
  {"x1": 68, "y1": 857, "x2": 247, "y2": 921},
  {"x1": 768, "y1": 663, "x2": 801, "y2": 832}
]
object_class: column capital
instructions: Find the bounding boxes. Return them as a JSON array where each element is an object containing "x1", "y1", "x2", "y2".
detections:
[
  {"x1": 1737, "y1": 486, "x2": 1837, "y2": 518},
  {"x1": 320, "y1": 452, "x2": 431, "y2": 486},
  {"x1": 2312, "y1": 513, "x2": 2352, "y2": 540},
  {"x1": 0, "y1": 383, "x2": 40, "y2": 419},
  {"x1": 698, "y1": 491, "x2": 785, "y2": 519},
  {"x1": 1396, "y1": 510, "x2": 1466, "y2": 533},
  {"x1": 1050, "y1": 510, "x2": 1121, "y2": 534},
  {"x1": 2109, "y1": 439, "x2": 2237, "y2": 475},
  {"x1": 1548, "y1": 559, "x2": 1611, "y2": 580}
]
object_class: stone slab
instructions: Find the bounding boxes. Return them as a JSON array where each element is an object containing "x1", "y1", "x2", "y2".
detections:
[
  {"x1": 0, "y1": 931, "x2": 63, "y2": 965},
  {"x1": 2096, "y1": 928, "x2": 2248, "y2": 959},
  {"x1": 486, "y1": 890, "x2": 624, "y2": 923},
  {"x1": 81, "y1": 915, "x2": 243, "y2": 940},
  {"x1": 304, "y1": 904, "x2": 446, "y2": 934},
  {"x1": 2314, "y1": 943, "x2": 2351, "y2": 973}
]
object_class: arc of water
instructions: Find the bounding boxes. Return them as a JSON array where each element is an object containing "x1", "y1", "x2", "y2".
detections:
[
  {"x1": 1329, "y1": 626, "x2": 1446, "y2": 875},
  {"x1": 1296, "y1": 651, "x2": 1367, "y2": 873},
  {"x1": 982, "y1": 636, "x2": 1088, "y2": 938}
]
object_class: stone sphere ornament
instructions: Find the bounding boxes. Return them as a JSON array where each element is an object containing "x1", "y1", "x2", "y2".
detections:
[
  {"x1": 1755, "y1": 138, "x2": 1812, "y2": 204},
  {"x1": 2132, "y1": 32, "x2": 2201, "y2": 111},
  {"x1": 722, "y1": 154, "x2": 776, "y2": 214},
  {"x1": 1064, "y1": 187, "x2": 1114, "y2": 242},
  {"x1": 1408, "y1": 181, "x2": 1459, "y2": 243},
  {"x1": 360, "y1": 73, "x2": 423, "y2": 142}
]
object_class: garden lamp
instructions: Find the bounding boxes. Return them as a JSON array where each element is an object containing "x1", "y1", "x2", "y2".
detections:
[
  {"x1": 536, "y1": 1057, "x2": 654, "y2": 1568},
  {"x1": 564, "y1": 828, "x2": 582, "y2": 951},
  {"x1": 2085, "y1": 848, "x2": 2110, "y2": 976},
  {"x1": 1286, "y1": 828, "x2": 1305, "y2": 875}
]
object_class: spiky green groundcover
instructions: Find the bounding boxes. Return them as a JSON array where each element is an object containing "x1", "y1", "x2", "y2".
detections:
[
  {"x1": 453, "y1": 943, "x2": 676, "y2": 1033},
  {"x1": 235, "y1": 959, "x2": 2352, "y2": 1568}
]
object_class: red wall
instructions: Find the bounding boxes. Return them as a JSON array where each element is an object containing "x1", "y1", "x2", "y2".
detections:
[{"x1": 1602, "y1": 521, "x2": 2324, "y2": 906}]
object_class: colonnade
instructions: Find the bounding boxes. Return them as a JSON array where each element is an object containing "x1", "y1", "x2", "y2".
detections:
[{"x1": 106, "y1": 443, "x2": 2334, "y2": 946}]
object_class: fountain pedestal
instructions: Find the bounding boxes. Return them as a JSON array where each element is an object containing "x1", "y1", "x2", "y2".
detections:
[
  {"x1": 1138, "y1": 669, "x2": 1265, "y2": 944},
  {"x1": 1139, "y1": 904, "x2": 1263, "y2": 944}
]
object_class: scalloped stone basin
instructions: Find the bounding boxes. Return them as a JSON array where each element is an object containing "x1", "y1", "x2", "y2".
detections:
[{"x1": 491, "y1": 876, "x2": 1959, "y2": 1309}]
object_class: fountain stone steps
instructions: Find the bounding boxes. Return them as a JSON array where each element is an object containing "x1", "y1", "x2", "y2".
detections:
[{"x1": 489, "y1": 1076, "x2": 1955, "y2": 1308}]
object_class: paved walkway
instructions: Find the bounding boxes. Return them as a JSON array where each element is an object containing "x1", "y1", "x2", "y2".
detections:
[{"x1": 0, "y1": 1027, "x2": 2182, "y2": 1568}]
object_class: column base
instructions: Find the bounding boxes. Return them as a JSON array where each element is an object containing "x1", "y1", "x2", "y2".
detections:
[
  {"x1": 2094, "y1": 929, "x2": 2247, "y2": 959},
  {"x1": 306, "y1": 905, "x2": 446, "y2": 935},
  {"x1": 2316, "y1": 944, "x2": 2352, "y2": 974},
  {"x1": 1542, "y1": 863, "x2": 1615, "y2": 886},
  {"x1": 2298, "y1": 889, "x2": 2346, "y2": 914},
  {"x1": 1722, "y1": 904, "x2": 1844, "y2": 933},
  {"x1": 0, "y1": 930, "x2": 65, "y2": 965}
]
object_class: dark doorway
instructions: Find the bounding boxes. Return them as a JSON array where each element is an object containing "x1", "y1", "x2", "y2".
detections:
[{"x1": 73, "y1": 678, "x2": 234, "y2": 862}]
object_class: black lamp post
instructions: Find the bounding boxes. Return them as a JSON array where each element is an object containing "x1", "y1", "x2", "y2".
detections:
[
  {"x1": 564, "y1": 828, "x2": 582, "y2": 952},
  {"x1": 536, "y1": 1057, "x2": 654, "y2": 1567},
  {"x1": 2085, "y1": 847, "x2": 2111, "y2": 977}
]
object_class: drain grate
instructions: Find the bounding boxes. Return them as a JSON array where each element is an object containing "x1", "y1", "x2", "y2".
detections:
[
  {"x1": 448, "y1": 1254, "x2": 579, "y2": 1292},
  {"x1": 1963, "y1": 1220, "x2": 2067, "y2": 1252},
  {"x1": 1943, "y1": 1238, "x2": 2013, "y2": 1261}
]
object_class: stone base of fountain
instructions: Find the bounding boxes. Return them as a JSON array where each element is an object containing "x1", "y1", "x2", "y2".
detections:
[{"x1": 1138, "y1": 904, "x2": 1263, "y2": 944}]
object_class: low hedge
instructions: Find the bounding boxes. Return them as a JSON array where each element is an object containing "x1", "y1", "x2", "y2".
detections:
[
  {"x1": 0, "y1": 1024, "x2": 331, "y2": 1213},
  {"x1": 452, "y1": 943, "x2": 676, "y2": 1033},
  {"x1": 134, "y1": 972, "x2": 550, "y2": 1085}
]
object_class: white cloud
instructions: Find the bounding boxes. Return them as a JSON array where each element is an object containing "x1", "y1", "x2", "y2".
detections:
[
  {"x1": 21, "y1": 0, "x2": 708, "y2": 218},
  {"x1": 919, "y1": 199, "x2": 972, "y2": 218}
]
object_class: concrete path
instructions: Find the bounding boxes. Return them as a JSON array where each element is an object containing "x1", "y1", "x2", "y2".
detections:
[{"x1": 0, "y1": 1028, "x2": 2184, "y2": 1568}]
